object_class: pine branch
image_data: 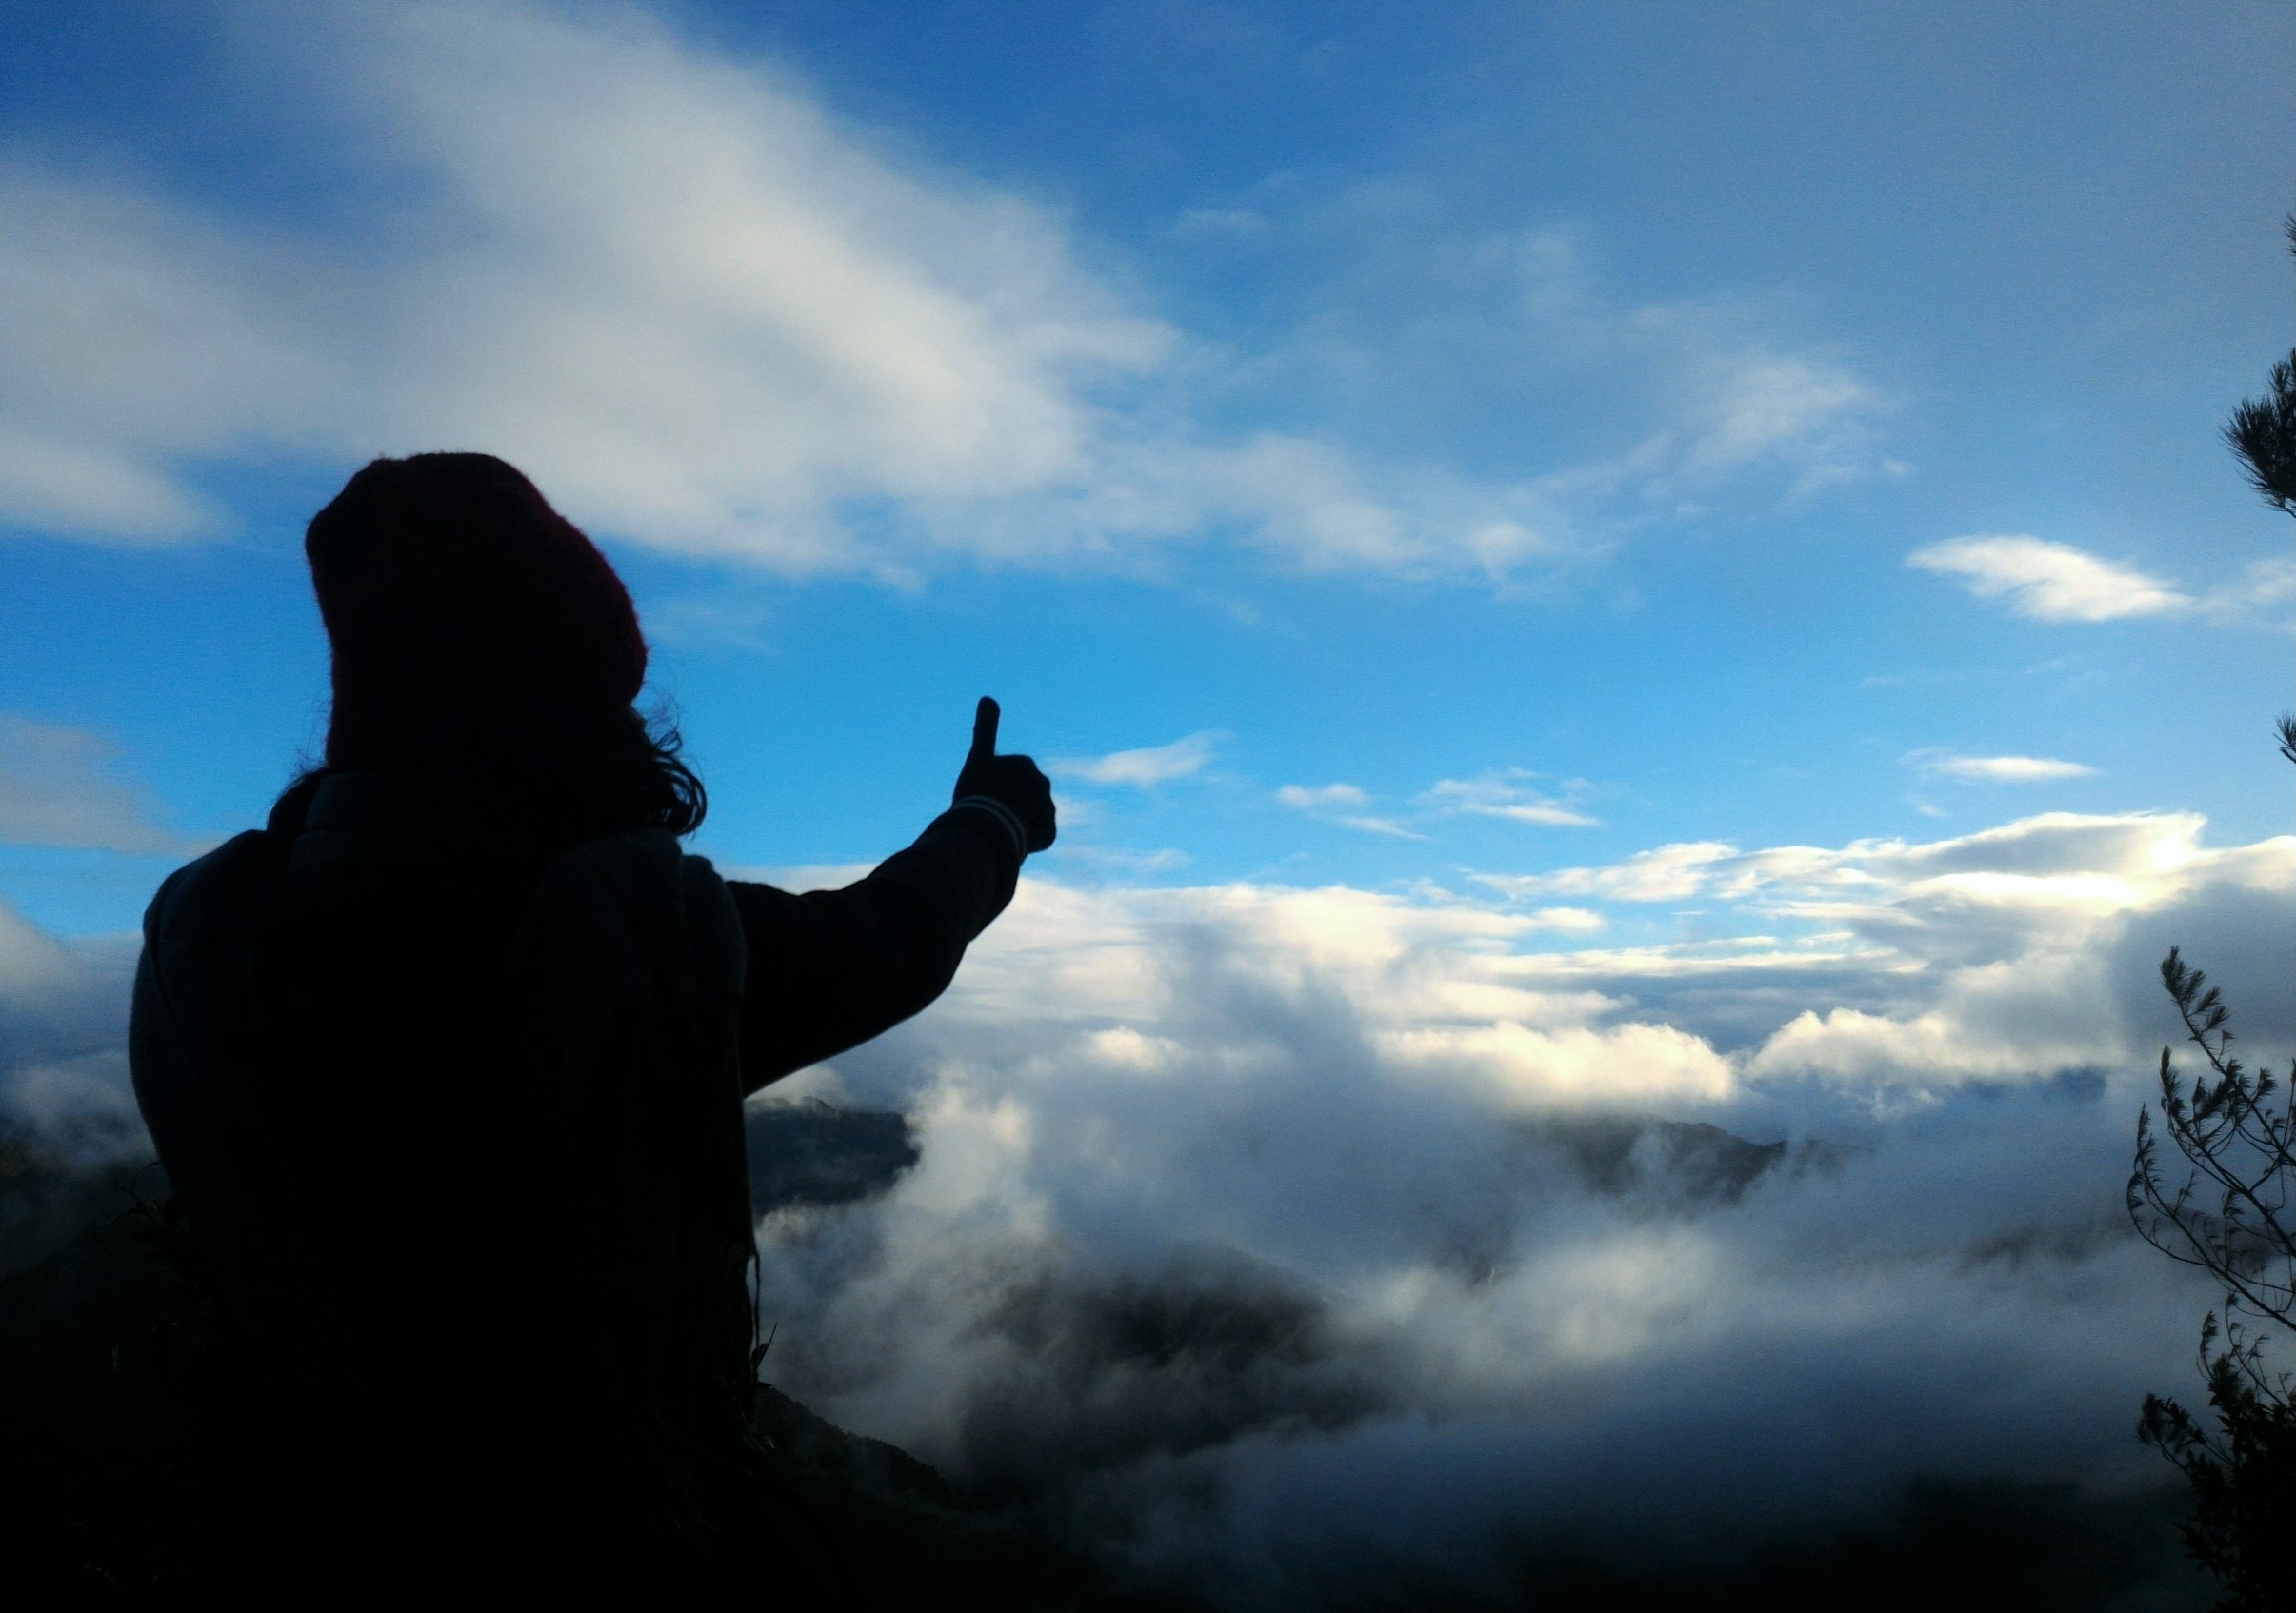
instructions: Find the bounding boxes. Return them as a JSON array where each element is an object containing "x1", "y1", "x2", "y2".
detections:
[{"x1": 2225, "y1": 353, "x2": 2296, "y2": 515}]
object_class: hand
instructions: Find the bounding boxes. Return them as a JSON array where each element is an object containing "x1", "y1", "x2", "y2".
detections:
[{"x1": 952, "y1": 696, "x2": 1056, "y2": 853}]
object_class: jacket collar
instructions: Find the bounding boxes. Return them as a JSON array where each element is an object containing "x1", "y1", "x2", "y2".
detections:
[{"x1": 300, "y1": 771, "x2": 525, "y2": 846}]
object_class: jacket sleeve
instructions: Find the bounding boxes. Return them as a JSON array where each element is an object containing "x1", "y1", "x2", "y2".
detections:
[{"x1": 727, "y1": 807, "x2": 1022, "y2": 1093}]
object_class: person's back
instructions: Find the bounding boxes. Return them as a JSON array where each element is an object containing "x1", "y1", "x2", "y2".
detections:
[
  {"x1": 140, "y1": 774, "x2": 764, "y2": 1595},
  {"x1": 130, "y1": 454, "x2": 1055, "y2": 1603}
]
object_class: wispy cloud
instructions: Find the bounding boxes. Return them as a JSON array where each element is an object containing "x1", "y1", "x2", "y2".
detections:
[
  {"x1": 2211, "y1": 554, "x2": 2296, "y2": 621},
  {"x1": 1275, "y1": 783, "x2": 1368, "y2": 811},
  {"x1": 0, "y1": 5, "x2": 1888, "y2": 586},
  {"x1": 1911, "y1": 751, "x2": 2096, "y2": 783},
  {"x1": 1518, "y1": 906, "x2": 1605, "y2": 933},
  {"x1": 0, "y1": 1, "x2": 1157, "y2": 563},
  {"x1": 1477, "y1": 840, "x2": 1736, "y2": 903},
  {"x1": 1667, "y1": 348, "x2": 1886, "y2": 495},
  {"x1": 1273, "y1": 782, "x2": 1428, "y2": 839},
  {"x1": 1041, "y1": 845, "x2": 1191, "y2": 875},
  {"x1": 1053, "y1": 732, "x2": 1221, "y2": 787},
  {"x1": 1472, "y1": 809, "x2": 2243, "y2": 928},
  {"x1": 1336, "y1": 815, "x2": 1428, "y2": 840},
  {"x1": 1423, "y1": 770, "x2": 1598, "y2": 827},
  {"x1": 1907, "y1": 535, "x2": 2191, "y2": 622},
  {"x1": 1909, "y1": 536, "x2": 2296, "y2": 630},
  {"x1": 0, "y1": 716, "x2": 190, "y2": 854},
  {"x1": 0, "y1": 167, "x2": 333, "y2": 543}
]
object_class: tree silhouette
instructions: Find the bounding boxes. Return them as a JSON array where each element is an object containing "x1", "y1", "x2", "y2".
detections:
[
  {"x1": 2126, "y1": 216, "x2": 2296, "y2": 1613},
  {"x1": 2224, "y1": 221, "x2": 2296, "y2": 520},
  {"x1": 2128, "y1": 951, "x2": 2296, "y2": 1609}
]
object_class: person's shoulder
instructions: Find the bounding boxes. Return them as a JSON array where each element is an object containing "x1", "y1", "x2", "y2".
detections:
[
  {"x1": 520, "y1": 832, "x2": 742, "y2": 992},
  {"x1": 536, "y1": 827, "x2": 686, "y2": 901},
  {"x1": 538, "y1": 829, "x2": 725, "y2": 887},
  {"x1": 527, "y1": 829, "x2": 736, "y2": 941},
  {"x1": 142, "y1": 829, "x2": 281, "y2": 942}
]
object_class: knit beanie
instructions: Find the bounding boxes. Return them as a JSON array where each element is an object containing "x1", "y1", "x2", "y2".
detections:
[{"x1": 306, "y1": 454, "x2": 647, "y2": 780}]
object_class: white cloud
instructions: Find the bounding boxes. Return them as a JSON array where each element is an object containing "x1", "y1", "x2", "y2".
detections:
[
  {"x1": 1910, "y1": 539, "x2": 2296, "y2": 632},
  {"x1": 745, "y1": 808, "x2": 2290, "y2": 1601},
  {"x1": 716, "y1": 861, "x2": 877, "y2": 894},
  {"x1": 1482, "y1": 810, "x2": 2243, "y2": 921},
  {"x1": 1482, "y1": 840, "x2": 1737, "y2": 902},
  {"x1": 1522, "y1": 906, "x2": 1605, "y2": 933},
  {"x1": 1479, "y1": 803, "x2": 1596, "y2": 826},
  {"x1": 0, "y1": 5, "x2": 1887, "y2": 583},
  {"x1": 1, "y1": 1053, "x2": 147, "y2": 1169},
  {"x1": 0, "y1": 896, "x2": 78, "y2": 1006},
  {"x1": 1380, "y1": 1019, "x2": 1731, "y2": 1105},
  {"x1": 1053, "y1": 732, "x2": 1221, "y2": 787},
  {"x1": 1248, "y1": 223, "x2": 1893, "y2": 528},
  {"x1": 1041, "y1": 845, "x2": 1191, "y2": 876},
  {"x1": 822, "y1": 807, "x2": 2293, "y2": 1142},
  {"x1": 0, "y1": 169, "x2": 334, "y2": 542},
  {"x1": 1337, "y1": 816, "x2": 1429, "y2": 841},
  {"x1": 3, "y1": 782, "x2": 2272, "y2": 1599},
  {"x1": 0, "y1": 716, "x2": 190, "y2": 853},
  {"x1": 1916, "y1": 752, "x2": 2097, "y2": 783},
  {"x1": 1670, "y1": 348, "x2": 1882, "y2": 493},
  {"x1": 1275, "y1": 783, "x2": 1369, "y2": 811},
  {"x1": 1424, "y1": 770, "x2": 1598, "y2": 827},
  {"x1": 1481, "y1": 802, "x2": 1598, "y2": 826},
  {"x1": 0, "y1": 1, "x2": 1157, "y2": 568},
  {"x1": 1275, "y1": 782, "x2": 1427, "y2": 839},
  {"x1": 1908, "y1": 535, "x2": 2192, "y2": 622},
  {"x1": 0, "y1": 895, "x2": 142, "y2": 1164},
  {"x1": 2194, "y1": 553, "x2": 2296, "y2": 626},
  {"x1": 2223, "y1": 554, "x2": 2296, "y2": 611},
  {"x1": 1474, "y1": 810, "x2": 2296, "y2": 1089},
  {"x1": 326, "y1": 2, "x2": 1177, "y2": 567}
]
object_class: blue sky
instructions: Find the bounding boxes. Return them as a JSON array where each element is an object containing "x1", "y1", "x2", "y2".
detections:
[
  {"x1": 1, "y1": 0, "x2": 2290, "y2": 937},
  {"x1": 4, "y1": 7, "x2": 2295, "y2": 1594}
]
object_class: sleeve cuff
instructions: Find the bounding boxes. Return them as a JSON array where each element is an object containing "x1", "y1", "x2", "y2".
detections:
[{"x1": 948, "y1": 795, "x2": 1030, "y2": 865}]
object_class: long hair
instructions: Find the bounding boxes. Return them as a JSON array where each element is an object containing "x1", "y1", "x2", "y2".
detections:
[
  {"x1": 498, "y1": 702, "x2": 709, "y2": 840},
  {"x1": 282, "y1": 706, "x2": 707, "y2": 843},
  {"x1": 301, "y1": 453, "x2": 707, "y2": 842}
]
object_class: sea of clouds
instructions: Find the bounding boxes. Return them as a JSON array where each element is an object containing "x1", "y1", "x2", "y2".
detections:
[
  {"x1": 737, "y1": 808, "x2": 2292, "y2": 1604},
  {"x1": 1, "y1": 804, "x2": 2286, "y2": 1602}
]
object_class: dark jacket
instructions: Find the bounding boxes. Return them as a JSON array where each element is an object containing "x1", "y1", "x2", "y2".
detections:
[{"x1": 129, "y1": 769, "x2": 1018, "y2": 1595}]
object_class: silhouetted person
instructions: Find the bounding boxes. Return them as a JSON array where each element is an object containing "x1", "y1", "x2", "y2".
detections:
[{"x1": 128, "y1": 454, "x2": 1054, "y2": 1604}]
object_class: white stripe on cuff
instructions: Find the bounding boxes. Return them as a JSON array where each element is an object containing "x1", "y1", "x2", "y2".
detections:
[{"x1": 950, "y1": 795, "x2": 1029, "y2": 862}]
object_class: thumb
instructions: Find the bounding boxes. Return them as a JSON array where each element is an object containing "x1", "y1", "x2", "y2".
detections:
[{"x1": 969, "y1": 696, "x2": 1001, "y2": 763}]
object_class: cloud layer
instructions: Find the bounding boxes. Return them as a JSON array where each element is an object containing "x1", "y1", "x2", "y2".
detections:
[
  {"x1": 749, "y1": 808, "x2": 2291, "y2": 1603},
  {"x1": 2, "y1": 791, "x2": 2279, "y2": 1601},
  {"x1": 0, "y1": 895, "x2": 144, "y2": 1171}
]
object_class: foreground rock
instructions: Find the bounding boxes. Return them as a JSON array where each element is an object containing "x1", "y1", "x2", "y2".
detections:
[{"x1": 0, "y1": 1184, "x2": 1201, "y2": 1609}]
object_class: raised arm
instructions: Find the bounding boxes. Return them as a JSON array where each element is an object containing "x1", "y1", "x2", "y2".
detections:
[{"x1": 729, "y1": 698, "x2": 1055, "y2": 1092}]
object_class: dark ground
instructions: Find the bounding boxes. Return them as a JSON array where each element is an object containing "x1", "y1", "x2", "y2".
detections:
[{"x1": 0, "y1": 1117, "x2": 2216, "y2": 1611}]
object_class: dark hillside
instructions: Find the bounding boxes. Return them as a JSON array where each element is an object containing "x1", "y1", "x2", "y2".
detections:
[
  {"x1": 0, "y1": 1122, "x2": 2211, "y2": 1610},
  {"x1": 0, "y1": 1150, "x2": 1202, "y2": 1610}
]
